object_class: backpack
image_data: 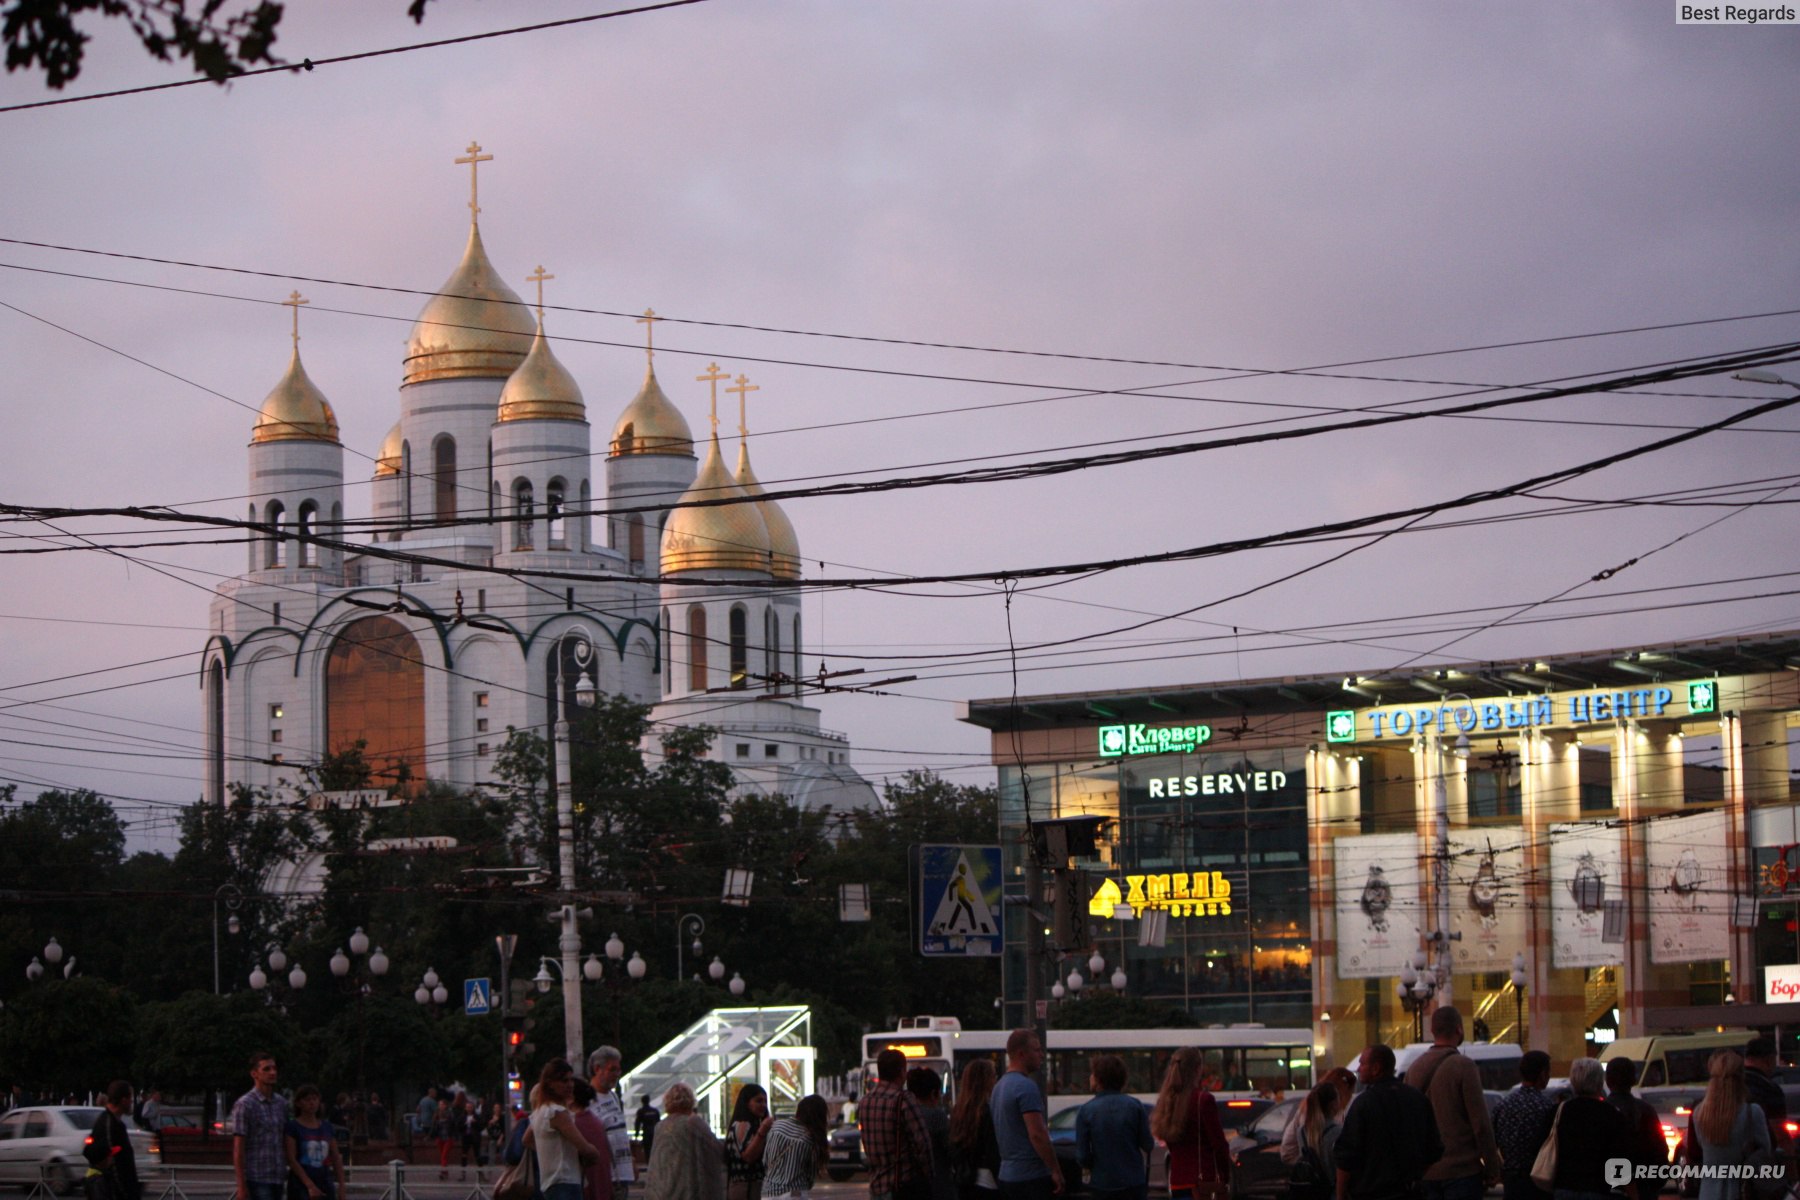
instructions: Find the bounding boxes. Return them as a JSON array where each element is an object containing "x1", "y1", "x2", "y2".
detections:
[{"x1": 1289, "y1": 1141, "x2": 1332, "y2": 1200}]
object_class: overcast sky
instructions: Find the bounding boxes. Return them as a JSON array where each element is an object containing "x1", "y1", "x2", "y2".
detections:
[{"x1": 3, "y1": 1, "x2": 1798, "y2": 852}]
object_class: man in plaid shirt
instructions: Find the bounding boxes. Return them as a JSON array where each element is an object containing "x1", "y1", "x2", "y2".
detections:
[
  {"x1": 861, "y1": 1048, "x2": 932, "y2": 1200},
  {"x1": 232, "y1": 1052, "x2": 290, "y2": 1200}
]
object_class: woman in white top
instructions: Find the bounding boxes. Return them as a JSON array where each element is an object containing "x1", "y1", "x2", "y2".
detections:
[{"x1": 525, "y1": 1059, "x2": 601, "y2": 1200}]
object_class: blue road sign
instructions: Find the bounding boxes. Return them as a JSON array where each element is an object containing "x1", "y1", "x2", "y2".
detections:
[
  {"x1": 919, "y1": 844, "x2": 1003, "y2": 957},
  {"x1": 463, "y1": 977, "x2": 492, "y2": 1016}
]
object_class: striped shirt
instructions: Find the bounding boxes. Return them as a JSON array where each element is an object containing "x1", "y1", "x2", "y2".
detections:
[
  {"x1": 231, "y1": 1088, "x2": 291, "y2": 1185},
  {"x1": 760, "y1": 1118, "x2": 819, "y2": 1197}
]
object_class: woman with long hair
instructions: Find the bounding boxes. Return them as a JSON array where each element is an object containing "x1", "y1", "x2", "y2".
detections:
[
  {"x1": 1281, "y1": 1069, "x2": 1354, "y2": 1166},
  {"x1": 525, "y1": 1060, "x2": 602, "y2": 1200},
  {"x1": 949, "y1": 1058, "x2": 1001, "y2": 1200},
  {"x1": 761, "y1": 1095, "x2": 830, "y2": 1200},
  {"x1": 726, "y1": 1084, "x2": 774, "y2": 1200},
  {"x1": 1149, "y1": 1048, "x2": 1230, "y2": 1200},
  {"x1": 1689, "y1": 1050, "x2": 1772, "y2": 1200}
]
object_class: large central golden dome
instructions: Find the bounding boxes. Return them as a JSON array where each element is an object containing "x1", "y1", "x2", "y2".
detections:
[
  {"x1": 736, "y1": 442, "x2": 800, "y2": 580},
  {"x1": 497, "y1": 323, "x2": 586, "y2": 423},
  {"x1": 661, "y1": 435, "x2": 771, "y2": 575},
  {"x1": 251, "y1": 349, "x2": 340, "y2": 444},
  {"x1": 403, "y1": 223, "x2": 536, "y2": 386},
  {"x1": 610, "y1": 364, "x2": 694, "y2": 457}
]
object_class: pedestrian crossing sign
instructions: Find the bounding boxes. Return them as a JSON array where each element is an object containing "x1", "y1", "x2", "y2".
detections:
[
  {"x1": 464, "y1": 977, "x2": 492, "y2": 1016},
  {"x1": 918, "y1": 844, "x2": 1003, "y2": 957}
]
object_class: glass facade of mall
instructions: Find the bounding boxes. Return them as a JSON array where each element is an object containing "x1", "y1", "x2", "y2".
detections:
[{"x1": 965, "y1": 633, "x2": 1800, "y2": 1067}]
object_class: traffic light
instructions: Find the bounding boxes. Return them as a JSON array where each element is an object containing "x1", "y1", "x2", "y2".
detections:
[{"x1": 503, "y1": 1015, "x2": 524, "y2": 1066}]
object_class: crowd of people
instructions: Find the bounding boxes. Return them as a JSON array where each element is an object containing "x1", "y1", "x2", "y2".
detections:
[{"x1": 60, "y1": 1013, "x2": 1796, "y2": 1200}]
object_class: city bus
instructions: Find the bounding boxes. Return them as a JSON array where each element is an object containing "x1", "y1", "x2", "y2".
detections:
[{"x1": 860, "y1": 1017, "x2": 1316, "y2": 1115}]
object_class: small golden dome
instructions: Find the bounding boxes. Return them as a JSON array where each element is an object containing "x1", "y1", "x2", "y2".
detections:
[
  {"x1": 736, "y1": 443, "x2": 800, "y2": 580},
  {"x1": 374, "y1": 422, "x2": 403, "y2": 477},
  {"x1": 403, "y1": 223, "x2": 536, "y2": 386},
  {"x1": 497, "y1": 324, "x2": 586, "y2": 423},
  {"x1": 661, "y1": 435, "x2": 771, "y2": 575},
  {"x1": 609, "y1": 364, "x2": 694, "y2": 457},
  {"x1": 251, "y1": 349, "x2": 340, "y2": 444}
]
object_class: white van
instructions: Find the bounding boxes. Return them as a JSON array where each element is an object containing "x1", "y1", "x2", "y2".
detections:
[
  {"x1": 1599, "y1": 1032, "x2": 1756, "y2": 1088},
  {"x1": 1346, "y1": 1042, "x2": 1525, "y2": 1090}
]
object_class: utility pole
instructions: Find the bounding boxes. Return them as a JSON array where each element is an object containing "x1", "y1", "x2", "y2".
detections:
[{"x1": 554, "y1": 717, "x2": 583, "y2": 1065}]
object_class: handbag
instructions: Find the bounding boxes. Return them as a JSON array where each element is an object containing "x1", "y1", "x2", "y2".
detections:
[
  {"x1": 494, "y1": 1144, "x2": 539, "y2": 1200},
  {"x1": 1529, "y1": 1103, "x2": 1564, "y2": 1191}
]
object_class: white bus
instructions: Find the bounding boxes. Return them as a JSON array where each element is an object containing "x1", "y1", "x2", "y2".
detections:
[{"x1": 860, "y1": 1017, "x2": 1316, "y2": 1115}]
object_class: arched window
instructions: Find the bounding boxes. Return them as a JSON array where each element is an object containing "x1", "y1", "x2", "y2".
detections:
[
  {"x1": 297, "y1": 500, "x2": 318, "y2": 567},
  {"x1": 207, "y1": 658, "x2": 225, "y2": 806},
  {"x1": 687, "y1": 606, "x2": 708, "y2": 692},
  {"x1": 628, "y1": 515, "x2": 645, "y2": 573},
  {"x1": 326, "y1": 616, "x2": 426, "y2": 793},
  {"x1": 434, "y1": 435, "x2": 457, "y2": 524},
  {"x1": 487, "y1": 440, "x2": 496, "y2": 521},
  {"x1": 769, "y1": 608, "x2": 782, "y2": 693},
  {"x1": 513, "y1": 479, "x2": 535, "y2": 550},
  {"x1": 400, "y1": 440, "x2": 412, "y2": 526},
  {"x1": 247, "y1": 503, "x2": 258, "y2": 571},
  {"x1": 661, "y1": 607, "x2": 671, "y2": 686},
  {"x1": 729, "y1": 604, "x2": 748, "y2": 689},
  {"x1": 265, "y1": 500, "x2": 286, "y2": 568},
  {"x1": 546, "y1": 478, "x2": 566, "y2": 547},
  {"x1": 579, "y1": 479, "x2": 591, "y2": 551},
  {"x1": 791, "y1": 613, "x2": 801, "y2": 688}
]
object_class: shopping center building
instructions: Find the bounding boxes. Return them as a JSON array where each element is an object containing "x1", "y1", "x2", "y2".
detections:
[{"x1": 959, "y1": 631, "x2": 1800, "y2": 1066}]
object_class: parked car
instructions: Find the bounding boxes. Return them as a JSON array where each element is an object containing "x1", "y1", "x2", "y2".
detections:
[
  {"x1": 0, "y1": 1106, "x2": 159, "y2": 1194},
  {"x1": 826, "y1": 1123, "x2": 863, "y2": 1182},
  {"x1": 1046, "y1": 1105, "x2": 1089, "y2": 1194},
  {"x1": 1640, "y1": 1087, "x2": 1710, "y2": 1165},
  {"x1": 1228, "y1": 1097, "x2": 1300, "y2": 1200}
]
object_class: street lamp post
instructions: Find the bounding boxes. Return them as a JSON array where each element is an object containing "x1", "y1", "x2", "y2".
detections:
[
  {"x1": 678, "y1": 913, "x2": 705, "y2": 980},
  {"x1": 25, "y1": 937, "x2": 68, "y2": 982},
  {"x1": 1510, "y1": 952, "x2": 1529, "y2": 1046},
  {"x1": 1429, "y1": 695, "x2": 1472, "y2": 1011},
  {"x1": 553, "y1": 633, "x2": 599, "y2": 1066},
  {"x1": 213, "y1": 883, "x2": 243, "y2": 995},
  {"x1": 329, "y1": 929, "x2": 389, "y2": 1109}
]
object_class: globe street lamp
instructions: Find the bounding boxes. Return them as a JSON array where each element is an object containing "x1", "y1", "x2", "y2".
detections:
[
  {"x1": 677, "y1": 914, "x2": 705, "y2": 980},
  {"x1": 213, "y1": 883, "x2": 243, "y2": 995}
]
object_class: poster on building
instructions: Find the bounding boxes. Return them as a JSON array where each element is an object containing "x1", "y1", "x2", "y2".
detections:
[
  {"x1": 917, "y1": 844, "x2": 1003, "y2": 956},
  {"x1": 1647, "y1": 809, "x2": 1729, "y2": 965},
  {"x1": 1550, "y1": 821, "x2": 1624, "y2": 969},
  {"x1": 1334, "y1": 833, "x2": 1422, "y2": 979},
  {"x1": 1448, "y1": 830, "x2": 1527, "y2": 972}
]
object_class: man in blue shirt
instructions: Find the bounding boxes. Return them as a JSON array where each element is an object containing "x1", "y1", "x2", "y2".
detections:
[
  {"x1": 990, "y1": 1028, "x2": 1063, "y2": 1199},
  {"x1": 1077, "y1": 1054, "x2": 1151, "y2": 1200}
]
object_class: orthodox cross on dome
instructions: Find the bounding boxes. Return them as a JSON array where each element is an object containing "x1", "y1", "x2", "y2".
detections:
[
  {"x1": 696, "y1": 362, "x2": 729, "y2": 435},
  {"x1": 525, "y1": 265, "x2": 554, "y2": 322},
  {"x1": 281, "y1": 290, "x2": 309, "y2": 351},
  {"x1": 727, "y1": 373, "x2": 759, "y2": 439},
  {"x1": 455, "y1": 141, "x2": 493, "y2": 222},
  {"x1": 637, "y1": 308, "x2": 662, "y2": 363}
]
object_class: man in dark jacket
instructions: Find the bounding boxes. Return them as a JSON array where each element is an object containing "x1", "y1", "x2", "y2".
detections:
[
  {"x1": 1336, "y1": 1045, "x2": 1443, "y2": 1200},
  {"x1": 1605, "y1": 1057, "x2": 1667, "y2": 1200}
]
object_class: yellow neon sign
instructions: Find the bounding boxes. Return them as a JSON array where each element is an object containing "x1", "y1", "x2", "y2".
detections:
[{"x1": 1089, "y1": 871, "x2": 1233, "y2": 918}]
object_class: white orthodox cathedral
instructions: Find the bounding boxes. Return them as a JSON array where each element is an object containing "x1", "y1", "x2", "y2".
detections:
[{"x1": 199, "y1": 148, "x2": 877, "y2": 820}]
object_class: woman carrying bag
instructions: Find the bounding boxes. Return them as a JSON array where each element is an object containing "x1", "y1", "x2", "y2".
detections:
[
  {"x1": 526, "y1": 1060, "x2": 602, "y2": 1200},
  {"x1": 1686, "y1": 1050, "x2": 1772, "y2": 1200},
  {"x1": 1150, "y1": 1048, "x2": 1230, "y2": 1200}
]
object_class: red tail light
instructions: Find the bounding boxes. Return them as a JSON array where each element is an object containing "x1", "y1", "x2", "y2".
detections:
[
  {"x1": 83, "y1": 1136, "x2": 94, "y2": 1147},
  {"x1": 1786, "y1": 1122, "x2": 1799, "y2": 1136}
]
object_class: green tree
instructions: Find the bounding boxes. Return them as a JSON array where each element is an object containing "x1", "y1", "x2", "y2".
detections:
[
  {"x1": 135, "y1": 990, "x2": 296, "y2": 1096},
  {"x1": 1, "y1": 0, "x2": 437, "y2": 90},
  {"x1": 0, "y1": 976, "x2": 137, "y2": 1094}
]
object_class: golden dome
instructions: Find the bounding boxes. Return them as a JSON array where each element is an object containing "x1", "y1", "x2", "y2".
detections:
[
  {"x1": 736, "y1": 443, "x2": 800, "y2": 580},
  {"x1": 497, "y1": 323, "x2": 586, "y2": 423},
  {"x1": 251, "y1": 349, "x2": 339, "y2": 444},
  {"x1": 609, "y1": 364, "x2": 694, "y2": 457},
  {"x1": 661, "y1": 435, "x2": 771, "y2": 575},
  {"x1": 374, "y1": 422, "x2": 402, "y2": 477},
  {"x1": 402, "y1": 223, "x2": 536, "y2": 386}
]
